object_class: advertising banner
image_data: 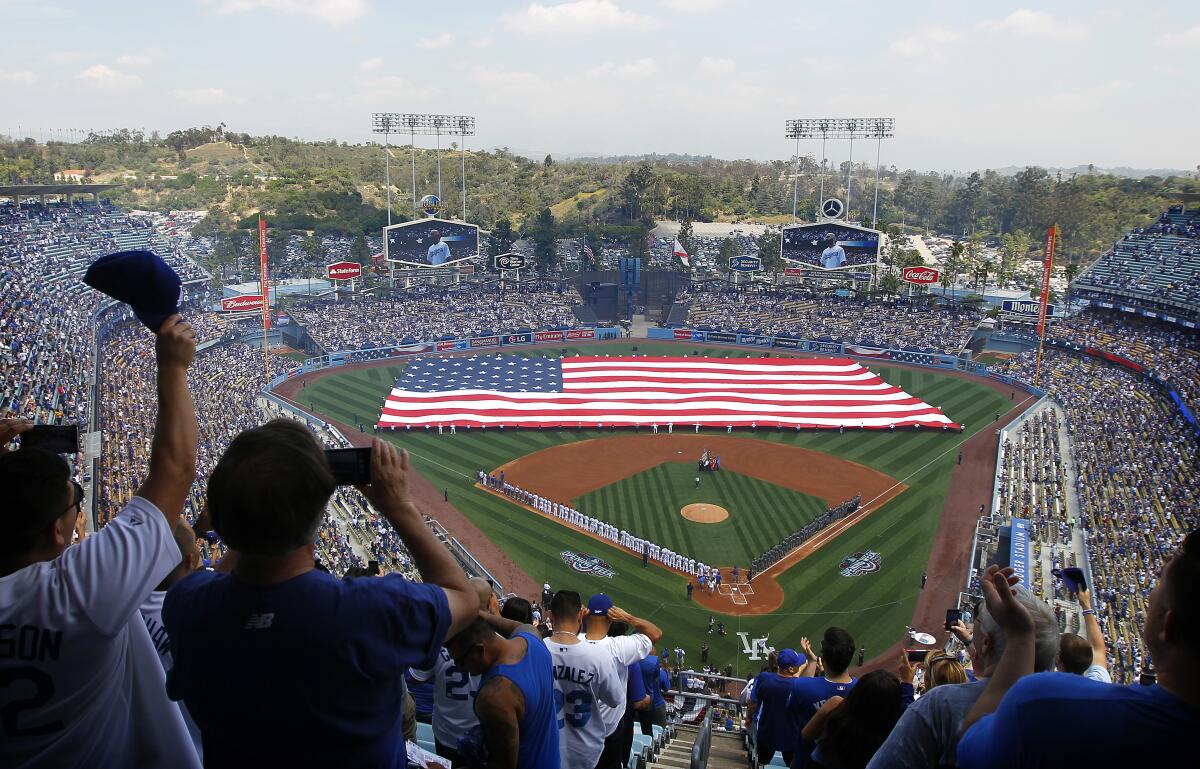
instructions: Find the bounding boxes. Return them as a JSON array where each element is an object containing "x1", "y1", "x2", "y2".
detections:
[
  {"x1": 470, "y1": 336, "x2": 500, "y2": 349},
  {"x1": 325, "y1": 261, "x2": 362, "y2": 281},
  {"x1": 258, "y1": 217, "x2": 270, "y2": 331},
  {"x1": 567, "y1": 329, "x2": 596, "y2": 340},
  {"x1": 902, "y1": 266, "x2": 941, "y2": 285},
  {"x1": 221, "y1": 295, "x2": 265, "y2": 312},
  {"x1": 738, "y1": 334, "x2": 773, "y2": 347},
  {"x1": 534, "y1": 330, "x2": 565, "y2": 342},
  {"x1": 673, "y1": 329, "x2": 693, "y2": 340},
  {"x1": 1009, "y1": 518, "x2": 1032, "y2": 590},
  {"x1": 705, "y1": 331, "x2": 738, "y2": 343},
  {"x1": 502, "y1": 333, "x2": 532, "y2": 346},
  {"x1": 773, "y1": 337, "x2": 801, "y2": 349},
  {"x1": 727, "y1": 255, "x2": 762, "y2": 272},
  {"x1": 783, "y1": 267, "x2": 805, "y2": 276},
  {"x1": 807, "y1": 341, "x2": 842, "y2": 353},
  {"x1": 437, "y1": 340, "x2": 468, "y2": 351}
]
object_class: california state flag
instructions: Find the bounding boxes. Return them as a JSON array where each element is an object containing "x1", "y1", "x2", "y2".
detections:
[{"x1": 673, "y1": 239, "x2": 691, "y2": 267}]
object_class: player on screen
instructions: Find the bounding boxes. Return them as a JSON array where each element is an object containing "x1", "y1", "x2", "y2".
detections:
[
  {"x1": 820, "y1": 236, "x2": 847, "y2": 269},
  {"x1": 427, "y1": 230, "x2": 451, "y2": 265}
]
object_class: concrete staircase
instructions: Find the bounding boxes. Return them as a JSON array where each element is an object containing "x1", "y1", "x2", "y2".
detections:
[{"x1": 647, "y1": 725, "x2": 748, "y2": 769}]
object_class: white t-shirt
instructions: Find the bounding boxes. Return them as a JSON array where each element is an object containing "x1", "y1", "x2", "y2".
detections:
[
  {"x1": 409, "y1": 647, "x2": 481, "y2": 748},
  {"x1": 0, "y1": 496, "x2": 201, "y2": 769},
  {"x1": 578, "y1": 632, "x2": 652, "y2": 734},
  {"x1": 140, "y1": 590, "x2": 204, "y2": 760},
  {"x1": 1084, "y1": 663, "x2": 1112, "y2": 683},
  {"x1": 544, "y1": 637, "x2": 624, "y2": 769}
]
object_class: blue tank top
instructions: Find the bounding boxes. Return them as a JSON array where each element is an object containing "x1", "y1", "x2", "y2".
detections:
[{"x1": 481, "y1": 631, "x2": 559, "y2": 769}]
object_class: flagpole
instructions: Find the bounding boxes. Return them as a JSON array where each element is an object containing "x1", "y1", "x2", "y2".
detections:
[
  {"x1": 258, "y1": 216, "x2": 271, "y2": 385},
  {"x1": 1033, "y1": 224, "x2": 1056, "y2": 388}
]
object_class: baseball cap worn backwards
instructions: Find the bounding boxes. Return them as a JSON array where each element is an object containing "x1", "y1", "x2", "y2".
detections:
[{"x1": 84, "y1": 250, "x2": 182, "y2": 332}]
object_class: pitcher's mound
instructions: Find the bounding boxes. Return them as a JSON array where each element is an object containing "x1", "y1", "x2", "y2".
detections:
[{"x1": 681, "y1": 503, "x2": 729, "y2": 523}]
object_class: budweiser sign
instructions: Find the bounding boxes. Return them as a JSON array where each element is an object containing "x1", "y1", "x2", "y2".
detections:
[
  {"x1": 326, "y1": 261, "x2": 362, "y2": 281},
  {"x1": 221, "y1": 295, "x2": 266, "y2": 312},
  {"x1": 902, "y1": 266, "x2": 941, "y2": 285}
]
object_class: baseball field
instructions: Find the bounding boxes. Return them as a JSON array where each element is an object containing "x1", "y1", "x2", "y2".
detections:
[{"x1": 294, "y1": 341, "x2": 1014, "y2": 674}]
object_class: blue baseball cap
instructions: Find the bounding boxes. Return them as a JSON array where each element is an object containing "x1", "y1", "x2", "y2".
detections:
[
  {"x1": 587, "y1": 593, "x2": 614, "y2": 615},
  {"x1": 84, "y1": 250, "x2": 182, "y2": 332},
  {"x1": 778, "y1": 648, "x2": 803, "y2": 668}
]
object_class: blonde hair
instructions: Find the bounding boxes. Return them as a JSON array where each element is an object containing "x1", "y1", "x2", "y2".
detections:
[{"x1": 923, "y1": 651, "x2": 969, "y2": 690}]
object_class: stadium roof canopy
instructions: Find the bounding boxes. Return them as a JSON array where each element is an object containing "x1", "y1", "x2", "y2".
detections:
[{"x1": 0, "y1": 183, "x2": 120, "y2": 198}]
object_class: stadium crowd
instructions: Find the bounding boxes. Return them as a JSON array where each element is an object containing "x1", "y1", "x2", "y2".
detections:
[
  {"x1": 290, "y1": 285, "x2": 582, "y2": 352},
  {"x1": 679, "y1": 288, "x2": 982, "y2": 353}
]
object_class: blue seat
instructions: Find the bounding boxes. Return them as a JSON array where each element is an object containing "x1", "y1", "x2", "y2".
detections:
[{"x1": 416, "y1": 721, "x2": 435, "y2": 743}]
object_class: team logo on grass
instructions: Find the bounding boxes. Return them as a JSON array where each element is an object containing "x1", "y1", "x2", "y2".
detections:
[
  {"x1": 839, "y1": 551, "x2": 882, "y2": 577},
  {"x1": 560, "y1": 551, "x2": 617, "y2": 579}
]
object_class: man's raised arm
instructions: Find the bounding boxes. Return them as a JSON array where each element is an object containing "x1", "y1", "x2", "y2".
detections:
[
  {"x1": 135, "y1": 315, "x2": 198, "y2": 526},
  {"x1": 1078, "y1": 587, "x2": 1108, "y2": 671}
]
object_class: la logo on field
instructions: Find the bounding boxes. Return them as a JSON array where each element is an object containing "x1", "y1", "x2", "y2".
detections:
[{"x1": 736, "y1": 632, "x2": 774, "y2": 660}]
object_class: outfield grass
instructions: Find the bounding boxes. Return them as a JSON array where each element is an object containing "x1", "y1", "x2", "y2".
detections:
[
  {"x1": 302, "y1": 342, "x2": 1013, "y2": 671},
  {"x1": 576, "y1": 463, "x2": 829, "y2": 567}
]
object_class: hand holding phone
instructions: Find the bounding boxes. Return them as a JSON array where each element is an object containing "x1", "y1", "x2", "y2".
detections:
[
  {"x1": 21, "y1": 424, "x2": 79, "y2": 454},
  {"x1": 325, "y1": 448, "x2": 372, "y2": 486},
  {"x1": 945, "y1": 608, "x2": 964, "y2": 631}
]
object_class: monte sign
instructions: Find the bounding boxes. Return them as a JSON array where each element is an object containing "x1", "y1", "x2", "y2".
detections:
[
  {"x1": 220, "y1": 295, "x2": 265, "y2": 312},
  {"x1": 326, "y1": 261, "x2": 362, "y2": 281},
  {"x1": 1002, "y1": 299, "x2": 1056, "y2": 317},
  {"x1": 902, "y1": 266, "x2": 941, "y2": 285}
]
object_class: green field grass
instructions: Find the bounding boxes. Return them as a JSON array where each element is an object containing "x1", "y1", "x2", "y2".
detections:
[
  {"x1": 576, "y1": 463, "x2": 829, "y2": 567},
  {"x1": 302, "y1": 342, "x2": 1015, "y2": 671}
]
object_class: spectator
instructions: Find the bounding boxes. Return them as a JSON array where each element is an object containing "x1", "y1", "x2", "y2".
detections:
[
  {"x1": 501, "y1": 596, "x2": 534, "y2": 625},
  {"x1": 957, "y1": 550, "x2": 1200, "y2": 766},
  {"x1": 1055, "y1": 584, "x2": 1110, "y2": 682},
  {"x1": 444, "y1": 615, "x2": 559, "y2": 769},
  {"x1": 787, "y1": 630, "x2": 858, "y2": 768},
  {"x1": 409, "y1": 577, "x2": 498, "y2": 765},
  {"x1": 163, "y1": 431, "x2": 477, "y2": 767},
  {"x1": 866, "y1": 570, "x2": 1058, "y2": 769},
  {"x1": 579, "y1": 594, "x2": 661, "y2": 769},
  {"x1": 637, "y1": 649, "x2": 668, "y2": 735},
  {"x1": 749, "y1": 647, "x2": 805, "y2": 766},
  {"x1": 542, "y1": 590, "x2": 623, "y2": 769},
  {"x1": 919, "y1": 651, "x2": 969, "y2": 692},
  {"x1": 0, "y1": 316, "x2": 200, "y2": 769},
  {"x1": 802, "y1": 669, "x2": 906, "y2": 769}
]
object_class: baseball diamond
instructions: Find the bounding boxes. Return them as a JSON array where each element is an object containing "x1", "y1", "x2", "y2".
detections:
[{"x1": 282, "y1": 341, "x2": 1018, "y2": 670}]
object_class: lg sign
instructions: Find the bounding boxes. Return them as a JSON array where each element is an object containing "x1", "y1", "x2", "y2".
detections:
[
  {"x1": 902, "y1": 266, "x2": 941, "y2": 285},
  {"x1": 326, "y1": 261, "x2": 362, "y2": 281},
  {"x1": 220, "y1": 295, "x2": 265, "y2": 312}
]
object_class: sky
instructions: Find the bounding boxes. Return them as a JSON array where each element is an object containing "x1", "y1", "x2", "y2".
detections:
[{"x1": 1, "y1": 0, "x2": 1197, "y2": 172}]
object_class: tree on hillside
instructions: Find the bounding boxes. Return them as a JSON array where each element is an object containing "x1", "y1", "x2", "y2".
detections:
[
  {"x1": 350, "y1": 234, "x2": 371, "y2": 266},
  {"x1": 878, "y1": 270, "x2": 901, "y2": 297},
  {"x1": 301, "y1": 233, "x2": 325, "y2": 271},
  {"x1": 676, "y1": 217, "x2": 695, "y2": 257},
  {"x1": 756, "y1": 229, "x2": 782, "y2": 273},
  {"x1": 718, "y1": 237, "x2": 740, "y2": 268},
  {"x1": 266, "y1": 229, "x2": 290, "y2": 276},
  {"x1": 488, "y1": 216, "x2": 516, "y2": 259},
  {"x1": 530, "y1": 208, "x2": 559, "y2": 273},
  {"x1": 944, "y1": 239, "x2": 967, "y2": 294},
  {"x1": 620, "y1": 164, "x2": 656, "y2": 222}
]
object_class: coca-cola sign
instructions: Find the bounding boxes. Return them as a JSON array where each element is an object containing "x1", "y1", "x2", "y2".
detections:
[
  {"x1": 220, "y1": 295, "x2": 265, "y2": 312},
  {"x1": 326, "y1": 261, "x2": 362, "y2": 281},
  {"x1": 902, "y1": 266, "x2": 941, "y2": 285}
]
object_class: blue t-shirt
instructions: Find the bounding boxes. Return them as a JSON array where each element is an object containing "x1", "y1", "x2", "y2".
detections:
[
  {"x1": 786, "y1": 676, "x2": 857, "y2": 767},
  {"x1": 480, "y1": 631, "x2": 559, "y2": 769},
  {"x1": 640, "y1": 655, "x2": 665, "y2": 708},
  {"x1": 958, "y1": 673, "x2": 1199, "y2": 768},
  {"x1": 163, "y1": 569, "x2": 449, "y2": 768},
  {"x1": 626, "y1": 662, "x2": 647, "y2": 712},
  {"x1": 405, "y1": 670, "x2": 434, "y2": 718},
  {"x1": 752, "y1": 672, "x2": 801, "y2": 753}
]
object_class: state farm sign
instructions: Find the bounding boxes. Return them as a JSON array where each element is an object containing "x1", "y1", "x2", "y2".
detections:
[
  {"x1": 326, "y1": 261, "x2": 362, "y2": 281},
  {"x1": 221, "y1": 295, "x2": 266, "y2": 312},
  {"x1": 902, "y1": 266, "x2": 941, "y2": 285}
]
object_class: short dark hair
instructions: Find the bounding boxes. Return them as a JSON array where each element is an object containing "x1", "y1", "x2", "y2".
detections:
[
  {"x1": 815, "y1": 669, "x2": 904, "y2": 767},
  {"x1": 501, "y1": 597, "x2": 533, "y2": 625},
  {"x1": 1058, "y1": 633, "x2": 1093, "y2": 674},
  {"x1": 1166, "y1": 530, "x2": 1200, "y2": 654},
  {"x1": 207, "y1": 420, "x2": 336, "y2": 556},
  {"x1": 550, "y1": 589, "x2": 581, "y2": 621},
  {"x1": 0, "y1": 449, "x2": 72, "y2": 560},
  {"x1": 821, "y1": 627, "x2": 856, "y2": 674}
]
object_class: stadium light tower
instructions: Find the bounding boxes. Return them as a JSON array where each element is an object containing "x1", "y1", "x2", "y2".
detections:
[
  {"x1": 785, "y1": 118, "x2": 895, "y2": 228},
  {"x1": 371, "y1": 113, "x2": 476, "y2": 223}
]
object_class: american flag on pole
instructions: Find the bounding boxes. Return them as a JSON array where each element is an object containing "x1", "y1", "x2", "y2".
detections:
[
  {"x1": 376, "y1": 356, "x2": 958, "y2": 429},
  {"x1": 582, "y1": 240, "x2": 595, "y2": 265}
]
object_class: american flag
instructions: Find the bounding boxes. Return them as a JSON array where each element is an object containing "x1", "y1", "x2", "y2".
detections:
[
  {"x1": 582, "y1": 240, "x2": 595, "y2": 264},
  {"x1": 376, "y1": 356, "x2": 958, "y2": 429}
]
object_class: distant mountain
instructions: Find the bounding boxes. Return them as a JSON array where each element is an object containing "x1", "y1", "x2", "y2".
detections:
[{"x1": 987, "y1": 165, "x2": 1195, "y2": 179}]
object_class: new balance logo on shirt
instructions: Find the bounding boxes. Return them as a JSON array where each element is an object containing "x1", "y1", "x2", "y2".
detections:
[{"x1": 243, "y1": 613, "x2": 274, "y2": 630}]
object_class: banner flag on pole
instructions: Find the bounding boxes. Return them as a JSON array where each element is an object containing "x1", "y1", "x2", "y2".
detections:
[{"x1": 673, "y1": 239, "x2": 691, "y2": 268}]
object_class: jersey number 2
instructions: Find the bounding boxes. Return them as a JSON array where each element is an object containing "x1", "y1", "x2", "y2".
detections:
[
  {"x1": 0, "y1": 667, "x2": 64, "y2": 737},
  {"x1": 444, "y1": 666, "x2": 471, "y2": 702}
]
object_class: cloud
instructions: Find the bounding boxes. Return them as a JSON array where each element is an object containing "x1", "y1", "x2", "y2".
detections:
[
  {"x1": 660, "y1": 0, "x2": 725, "y2": 11},
  {"x1": 347, "y1": 74, "x2": 438, "y2": 104},
  {"x1": 116, "y1": 54, "x2": 152, "y2": 69},
  {"x1": 359, "y1": 56, "x2": 383, "y2": 70},
  {"x1": 76, "y1": 64, "x2": 142, "y2": 90},
  {"x1": 504, "y1": 1, "x2": 660, "y2": 35},
  {"x1": 471, "y1": 35, "x2": 495, "y2": 49},
  {"x1": 1158, "y1": 25, "x2": 1200, "y2": 47},
  {"x1": 417, "y1": 32, "x2": 455, "y2": 50},
  {"x1": 979, "y1": 8, "x2": 1086, "y2": 40},
  {"x1": 0, "y1": 71, "x2": 38, "y2": 86},
  {"x1": 699, "y1": 56, "x2": 735, "y2": 74},
  {"x1": 174, "y1": 87, "x2": 232, "y2": 105},
  {"x1": 209, "y1": 0, "x2": 368, "y2": 25},
  {"x1": 586, "y1": 58, "x2": 658, "y2": 79},
  {"x1": 890, "y1": 26, "x2": 960, "y2": 62}
]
